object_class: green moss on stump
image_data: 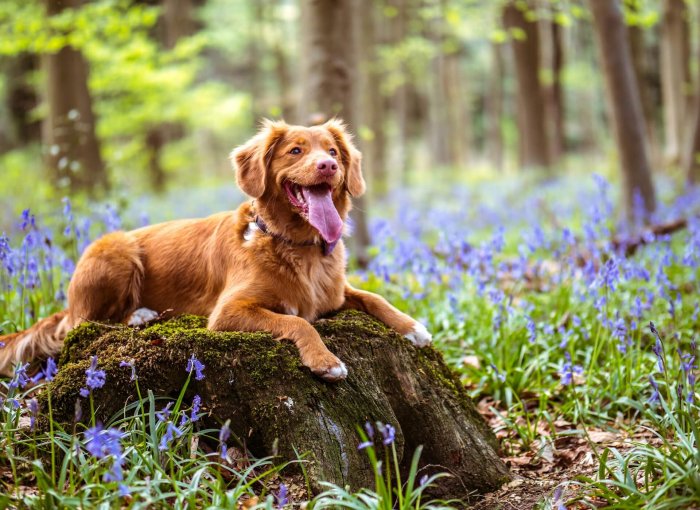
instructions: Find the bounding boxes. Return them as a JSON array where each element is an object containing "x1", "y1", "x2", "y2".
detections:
[{"x1": 47, "y1": 310, "x2": 510, "y2": 499}]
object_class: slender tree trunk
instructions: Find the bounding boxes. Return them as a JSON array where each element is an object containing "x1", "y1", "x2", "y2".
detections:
[
  {"x1": 543, "y1": 16, "x2": 565, "y2": 163},
  {"x1": 684, "y1": 42, "x2": 700, "y2": 182},
  {"x1": 686, "y1": 99, "x2": 700, "y2": 183},
  {"x1": 4, "y1": 54, "x2": 41, "y2": 148},
  {"x1": 299, "y1": 0, "x2": 371, "y2": 266},
  {"x1": 660, "y1": 0, "x2": 691, "y2": 164},
  {"x1": 502, "y1": 0, "x2": 551, "y2": 170},
  {"x1": 43, "y1": 0, "x2": 107, "y2": 193},
  {"x1": 589, "y1": 0, "x2": 656, "y2": 219},
  {"x1": 144, "y1": 0, "x2": 196, "y2": 193},
  {"x1": 387, "y1": 0, "x2": 411, "y2": 176},
  {"x1": 358, "y1": 0, "x2": 387, "y2": 196},
  {"x1": 486, "y1": 42, "x2": 505, "y2": 171},
  {"x1": 628, "y1": 16, "x2": 660, "y2": 164}
]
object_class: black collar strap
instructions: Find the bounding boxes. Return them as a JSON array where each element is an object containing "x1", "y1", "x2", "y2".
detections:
[{"x1": 253, "y1": 216, "x2": 339, "y2": 256}]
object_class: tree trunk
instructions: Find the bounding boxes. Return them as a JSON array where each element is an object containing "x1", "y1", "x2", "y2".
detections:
[
  {"x1": 660, "y1": 0, "x2": 691, "y2": 165},
  {"x1": 358, "y1": 0, "x2": 388, "y2": 197},
  {"x1": 502, "y1": 1, "x2": 551, "y2": 170},
  {"x1": 685, "y1": 47, "x2": 700, "y2": 182},
  {"x1": 589, "y1": 0, "x2": 656, "y2": 220},
  {"x1": 47, "y1": 311, "x2": 511, "y2": 499},
  {"x1": 299, "y1": 0, "x2": 371, "y2": 266},
  {"x1": 43, "y1": 0, "x2": 107, "y2": 193},
  {"x1": 142, "y1": 0, "x2": 196, "y2": 193},
  {"x1": 387, "y1": 0, "x2": 411, "y2": 176},
  {"x1": 543, "y1": 16, "x2": 565, "y2": 163},
  {"x1": 4, "y1": 54, "x2": 41, "y2": 148},
  {"x1": 627, "y1": 5, "x2": 659, "y2": 164},
  {"x1": 486, "y1": 42, "x2": 505, "y2": 171}
]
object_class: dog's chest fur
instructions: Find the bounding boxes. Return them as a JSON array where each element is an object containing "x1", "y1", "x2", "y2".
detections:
[{"x1": 271, "y1": 244, "x2": 346, "y2": 321}]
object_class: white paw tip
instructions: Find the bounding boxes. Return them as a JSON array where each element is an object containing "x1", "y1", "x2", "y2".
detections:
[
  {"x1": 128, "y1": 308, "x2": 159, "y2": 327},
  {"x1": 405, "y1": 322, "x2": 432, "y2": 347},
  {"x1": 326, "y1": 361, "x2": 348, "y2": 380}
]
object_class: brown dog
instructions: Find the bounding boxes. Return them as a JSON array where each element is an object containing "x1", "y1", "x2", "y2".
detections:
[{"x1": 0, "y1": 119, "x2": 431, "y2": 381}]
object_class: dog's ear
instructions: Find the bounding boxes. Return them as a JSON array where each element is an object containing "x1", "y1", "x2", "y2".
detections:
[
  {"x1": 324, "y1": 119, "x2": 366, "y2": 197},
  {"x1": 231, "y1": 120, "x2": 288, "y2": 198}
]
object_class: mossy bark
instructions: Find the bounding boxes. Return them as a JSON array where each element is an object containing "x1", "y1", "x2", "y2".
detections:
[{"x1": 48, "y1": 310, "x2": 510, "y2": 499}]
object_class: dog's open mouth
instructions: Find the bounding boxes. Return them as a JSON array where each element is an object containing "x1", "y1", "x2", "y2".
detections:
[{"x1": 284, "y1": 181, "x2": 343, "y2": 244}]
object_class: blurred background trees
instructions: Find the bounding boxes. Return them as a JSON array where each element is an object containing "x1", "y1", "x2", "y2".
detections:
[{"x1": 0, "y1": 0, "x2": 699, "y2": 228}]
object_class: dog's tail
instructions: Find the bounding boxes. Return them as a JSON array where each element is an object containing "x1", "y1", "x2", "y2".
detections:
[{"x1": 0, "y1": 310, "x2": 69, "y2": 377}]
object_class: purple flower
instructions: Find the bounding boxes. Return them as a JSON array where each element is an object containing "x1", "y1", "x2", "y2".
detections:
[
  {"x1": 190, "y1": 394, "x2": 201, "y2": 423},
  {"x1": 649, "y1": 322, "x2": 666, "y2": 373},
  {"x1": 28, "y1": 398, "x2": 39, "y2": 430},
  {"x1": 119, "y1": 360, "x2": 137, "y2": 381},
  {"x1": 158, "y1": 421, "x2": 183, "y2": 451},
  {"x1": 186, "y1": 354, "x2": 205, "y2": 380},
  {"x1": 219, "y1": 419, "x2": 231, "y2": 459},
  {"x1": 559, "y1": 353, "x2": 583, "y2": 386},
  {"x1": 526, "y1": 317, "x2": 536, "y2": 343},
  {"x1": 85, "y1": 355, "x2": 106, "y2": 390},
  {"x1": 84, "y1": 426, "x2": 125, "y2": 459},
  {"x1": 380, "y1": 423, "x2": 395, "y2": 445},
  {"x1": 490, "y1": 363, "x2": 506, "y2": 382},
  {"x1": 156, "y1": 402, "x2": 173, "y2": 423},
  {"x1": 45, "y1": 357, "x2": 57, "y2": 382},
  {"x1": 9, "y1": 362, "x2": 29, "y2": 390},
  {"x1": 419, "y1": 474, "x2": 429, "y2": 486},
  {"x1": 275, "y1": 483, "x2": 289, "y2": 508},
  {"x1": 649, "y1": 376, "x2": 660, "y2": 404}
]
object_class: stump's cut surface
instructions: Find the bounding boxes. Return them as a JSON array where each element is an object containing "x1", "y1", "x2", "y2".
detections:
[{"x1": 49, "y1": 310, "x2": 510, "y2": 499}]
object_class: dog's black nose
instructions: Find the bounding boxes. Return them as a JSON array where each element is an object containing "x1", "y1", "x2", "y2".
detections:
[{"x1": 317, "y1": 158, "x2": 338, "y2": 176}]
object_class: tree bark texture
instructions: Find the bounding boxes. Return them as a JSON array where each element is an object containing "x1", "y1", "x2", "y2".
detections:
[
  {"x1": 3, "y1": 54, "x2": 41, "y2": 148},
  {"x1": 685, "y1": 51, "x2": 700, "y2": 183},
  {"x1": 502, "y1": 0, "x2": 551, "y2": 170},
  {"x1": 46, "y1": 311, "x2": 511, "y2": 500},
  {"x1": 486, "y1": 42, "x2": 505, "y2": 171},
  {"x1": 299, "y1": 0, "x2": 371, "y2": 266},
  {"x1": 43, "y1": 0, "x2": 107, "y2": 193},
  {"x1": 588, "y1": 0, "x2": 656, "y2": 220},
  {"x1": 660, "y1": 0, "x2": 691, "y2": 164},
  {"x1": 543, "y1": 16, "x2": 565, "y2": 162},
  {"x1": 358, "y1": 0, "x2": 388, "y2": 197},
  {"x1": 627, "y1": 4, "x2": 659, "y2": 163}
]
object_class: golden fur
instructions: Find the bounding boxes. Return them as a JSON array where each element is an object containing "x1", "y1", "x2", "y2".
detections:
[{"x1": 0, "y1": 119, "x2": 431, "y2": 381}]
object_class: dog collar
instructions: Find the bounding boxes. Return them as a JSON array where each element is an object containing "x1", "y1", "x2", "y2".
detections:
[{"x1": 252, "y1": 216, "x2": 338, "y2": 256}]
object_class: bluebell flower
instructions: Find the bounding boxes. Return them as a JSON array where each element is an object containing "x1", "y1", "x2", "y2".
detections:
[
  {"x1": 649, "y1": 376, "x2": 660, "y2": 404},
  {"x1": 490, "y1": 363, "x2": 506, "y2": 382},
  {"x1": 275, "y1": 483, "x2": 289, "y2": 508},
  {"x1": 186, "y1": 354, "x2": 205, "y2": 380},
  {"x1": 28, "y1": 398, "x2": 39, "y2": 430},
  {"x1": 219, "y1": 419, "x2": 231, "y2": 459},
  {"x1": 190, "y1": 394, "x2": 202, "y2": 422},
  {"x1": 649, "y1": 322, "x2": 666, "y2": 373},
  {"x1": 559, "y1": 353, "x2": 583, "y2": 386},
  {"x1": 156, "y1": 402, "x2": 173, "y2": 423},
  {"x1": 119, "y1": 360, "x2": 137, "y2": 381},
  {"x1": 45, "y1": 357, "x2": 58, "y2": 382},
  {"x1": 85, "y1": 355, "x2": 106, "y2": 390},
  {"x1": 9, "y1": 362, "x2": 29, "y2": 390},
  {"x1": 380, "y1": 423, "x2": 396, "y2": 445},
  {"x1": 159, "y1": 421, "x2": 183, "y2": 451},
  {"x1": 85, "y1": 426, "x2": 125, "y2": 459}
]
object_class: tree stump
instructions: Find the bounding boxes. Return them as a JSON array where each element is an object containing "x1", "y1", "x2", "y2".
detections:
[{"x1": 48, "y1": 310, "x2": 511, "y2": 499}]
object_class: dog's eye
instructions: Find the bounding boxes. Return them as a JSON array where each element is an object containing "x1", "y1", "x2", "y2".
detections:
[
  {"x1": 329, "y1": 148, "x2": 337, "y2": 157},
  {"x1": 289, "y1": 147, "x2": 302, "y2": 155}
]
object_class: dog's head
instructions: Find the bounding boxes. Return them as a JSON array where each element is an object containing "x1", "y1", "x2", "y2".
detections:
[{"x1": 231, "y1": 119, "x2": 365, "y2": 244}]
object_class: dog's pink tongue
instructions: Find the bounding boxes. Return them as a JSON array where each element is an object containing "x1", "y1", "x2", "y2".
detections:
[{"x1": 302, "y1": 185, "x2": 343, "y2": 244}]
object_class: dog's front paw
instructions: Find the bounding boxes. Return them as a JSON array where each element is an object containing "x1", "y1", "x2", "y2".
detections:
[
  {"x1": 405, "y1": 322, "x2": 432, "y2": 347},
  {"x1": 127, "y1": 308, "x2": 159, "y2": 327},
  {"x1": 304, "y1": 350, "x2": 348, "y2": 382}
]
